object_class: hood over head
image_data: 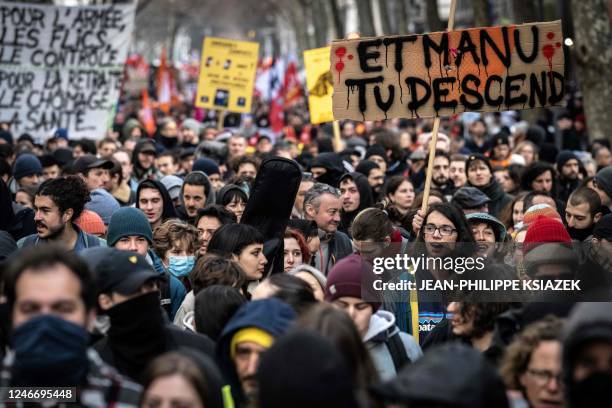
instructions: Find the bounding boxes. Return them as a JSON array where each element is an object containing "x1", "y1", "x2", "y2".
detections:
[
  {"x1": 137, "y1": 179, "x2": 178, "y2": 221},
  {"x1": 372, "y1": 343, "x2": 509, "y2": 408},
  {"x1": 216, "y1": 298, "x2": 295, "y2": 403},
  {"x1": 562, "y1": 302, "x2": 612, "y2": 405}
]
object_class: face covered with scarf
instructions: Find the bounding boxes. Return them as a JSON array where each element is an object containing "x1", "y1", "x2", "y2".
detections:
[{"x1": 10, "y1": 261, "x2": 93, "y2": 387}]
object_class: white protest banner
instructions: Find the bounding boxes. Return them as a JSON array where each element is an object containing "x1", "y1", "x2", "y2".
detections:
[{"x1": 0, "y1": 1, "x2": 136, "y2": 140}]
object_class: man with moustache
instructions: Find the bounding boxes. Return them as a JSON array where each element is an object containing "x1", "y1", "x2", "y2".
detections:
[
  {"x1": 17, "y1": 176, "x2": 106, "y2": 251},
  {"x1": 556, "y1": 151, "x2": 582, "y2": 203},
  {"x1": 176, "y1": 171, "x2": 216, "y2": 224}
]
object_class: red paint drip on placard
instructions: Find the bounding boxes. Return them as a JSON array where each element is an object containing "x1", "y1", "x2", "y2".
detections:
[
  {"x1": 348, "y1": 54, "x2": 353, "y2": 60},
  {"x1": 542, "y1": 44, "x2": 555, "y2": 73},
  {"x1": 335, "y1": 47, "x2": 347, "y2": 82},
  {"x1": 547, "y1": 32, "x2": 555, "y2": 40}
]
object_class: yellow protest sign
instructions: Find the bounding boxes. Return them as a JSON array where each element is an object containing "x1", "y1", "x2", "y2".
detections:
[
  {"x1": 195, "y1": 37, "x2": 259, "y2": 113},
  {"x1": 304, "y1": 47, "x2": 334, "y2": 124},
  {"x1": 331, "y1": 20, "x2": 564, "y2": 121}
]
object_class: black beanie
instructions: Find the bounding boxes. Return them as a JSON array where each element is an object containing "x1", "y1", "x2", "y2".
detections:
[
  {"x1": 556, "y1": 150, "x2": 579, "y2": 172},
  {"x1": 257, "y1": 329, "x2": 357, "y2": 408},
  {"x1": 465, "y1": 153, "x2": 492, "y2": 174},
  {"x1": 365, "y1": 144, "x2": 388, "y2": 163}
]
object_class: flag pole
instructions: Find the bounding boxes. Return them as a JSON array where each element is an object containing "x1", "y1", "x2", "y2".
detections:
[{"x1": 420, "y1": 0, "x2": 457, "y2": 215}]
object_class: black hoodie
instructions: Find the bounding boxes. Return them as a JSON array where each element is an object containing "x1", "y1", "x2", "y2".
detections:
[
  {"x1": 373, "y1": 343, "x2": 509, "y2": 407},
  {"x1": 136, "y1": 179, "x2": 178, "y2": 224},
  {"x1": 0, "y1": 179, "x2": 35, "y2": 241},
  {"x1": 309, "y1": 152, "x2": 345, "y2": 188},
  {"x1": 338, "y1": 172, "x2": 374, "y2": 237},
  {"x1": 131, "y1": 139, "x2": 160, "y2": 182},
  {"x1": 562, "y1": 303, "x2": 612, "y2": 408}
]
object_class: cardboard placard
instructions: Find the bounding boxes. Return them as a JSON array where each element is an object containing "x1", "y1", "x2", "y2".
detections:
[
  {"x1": 195, "y1": 37, "x2": 259, "y2": 114},
  {"x1": 331, "y1": 20, "x2": 565, "y2": 121},
  {"x1": 0, "y1": 1, "x2": 135, "y2": 140},
  {"x1": 304, "y1": 46, "x2": 334, "y2": 124}
]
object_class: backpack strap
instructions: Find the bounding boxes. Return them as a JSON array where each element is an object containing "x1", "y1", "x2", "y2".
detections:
[
  {"x1": 387, "y1": 332, "x2": 410, "y2": 373},
  {"x1": 159, "y1": 272, "x2": 173, "y2": 317}
]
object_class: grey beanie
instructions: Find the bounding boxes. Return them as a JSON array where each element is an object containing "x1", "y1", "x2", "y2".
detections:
[
  {"x1": 594, "y1": 166, "x2": 612, "y2": 198},
  {"x1": 85, "y1": 188, "x2": 121, "y2": 225}
]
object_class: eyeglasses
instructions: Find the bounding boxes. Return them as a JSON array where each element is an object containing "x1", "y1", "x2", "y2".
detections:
[
  {"x1": 423, "y1": 224, "x2": 457, "y2": 236},
  {"x1": 526, "y1": 368, "x2": 561, "y2": 385}
]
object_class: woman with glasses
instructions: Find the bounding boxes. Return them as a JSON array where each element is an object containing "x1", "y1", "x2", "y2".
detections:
[
  {"x1": 411, "y1": 203, "x2": 476, "y2": 344},
  {"x1": 500, "y1": 316, "x2": 564, "y2": 408}
]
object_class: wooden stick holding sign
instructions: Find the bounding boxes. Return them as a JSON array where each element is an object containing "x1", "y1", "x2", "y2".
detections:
[{"x1": 420, "y1": 0, "x2": 457, "y2": 215}]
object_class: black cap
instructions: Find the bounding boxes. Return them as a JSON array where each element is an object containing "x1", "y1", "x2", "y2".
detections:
[
  {"x1": 94, "y1": 249, "x2": 165, "y2": 295},
  {"x1": 38, "y1": 154, "x2": 60, "y2": 168},
  {"x1": 52, "y1": 148, "x2": 74, "y2": 167},
  {"x1": 179, "y1": 147, "x2": 196, "y2": 159},
  {"x1": 466, "y1": 153, "x2": 493, "y2": 173},
  {"x1": 451, "y1": 186, "x2": 491, "y2": 209},
  {"x1": 490, "y1": 132, "x2": 509, "y2": 147},
  {"x1": 73, "y1": 154, "x2": 113, "y2": 174}
]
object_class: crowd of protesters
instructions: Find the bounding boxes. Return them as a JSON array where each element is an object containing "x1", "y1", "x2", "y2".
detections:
[{"x1": 0, "y1": 90, "x2": 611, "y2": 407}]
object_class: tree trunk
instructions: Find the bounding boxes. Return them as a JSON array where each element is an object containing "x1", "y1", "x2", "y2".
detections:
[
  {"x1": 312, "y1": 0, "x2": 329, "y2": 47},
  {"x1": 355, "y1": 0, "x2": 376, "y2": 37},
  {"x1": 425, "y1": 0, "x2": 444, "y2": 32},
  {"x1": 472, "y1": 0, "x2": 490, "y2": 27},
  {"x1": 512, "y1": 0, "x2": 538, "y2": 22},
  {"x1": 329, "y1": 0, "x2": 344, "y2": 38},
  {"x1": 287, "y1": 2, "x2": 310, "y2": 55},
  {"x1": 394, "y1": 0, "x2": 409, "y2": 34},
  {"x1": 377, "y1": 0, "x2": 392, "y2": 34},
  {"x1": 571, "y1": 0, "x2": 612, "y2": 142}
]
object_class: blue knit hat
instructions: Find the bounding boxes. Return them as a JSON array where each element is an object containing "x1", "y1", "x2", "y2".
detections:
[
  {"x1": 107, "y1": 207, "x2": 153, "y2": 246},
  {"x1": 85, "y1": 188, "x2": 121, "y2": 225},
  {"x1": 192, "y1": 157, "x2": 220, "y2": 176},
  {"x1": 13, "y1": 154, "x2": 42, "y2": 180}
]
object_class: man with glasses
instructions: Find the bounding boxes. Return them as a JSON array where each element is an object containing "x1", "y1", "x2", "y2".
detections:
[{"x1": 304, "y1": 182, "x2": 352, "y2": 275}]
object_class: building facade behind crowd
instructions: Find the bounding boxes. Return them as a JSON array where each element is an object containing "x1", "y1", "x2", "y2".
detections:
[{"x1": 0, "y1": 98, "x2": 611, "y2": 408}]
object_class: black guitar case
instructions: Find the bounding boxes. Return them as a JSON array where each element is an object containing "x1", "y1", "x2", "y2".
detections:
[{"x1": 240, "y1": 157, "x2": 302, "y2": 276}]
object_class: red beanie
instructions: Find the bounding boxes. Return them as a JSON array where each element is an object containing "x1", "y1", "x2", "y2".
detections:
[
  {"x1": 76, "y1": 209, "x2": 106, "y2": 236},
  {"x1": 324, "y1": 254, "x2": 380, "y2": 311},
  {"x1": 523, "y1": 216, "x2": 571, "y2": 254}
]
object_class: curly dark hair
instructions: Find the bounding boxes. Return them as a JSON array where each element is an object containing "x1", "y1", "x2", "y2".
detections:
[
  {"x1": 36, "y1": 176, "x2": 90, "y2": 222},
  {"x1": 456, "y1": 302, "x2": 511, "y2": 339}
]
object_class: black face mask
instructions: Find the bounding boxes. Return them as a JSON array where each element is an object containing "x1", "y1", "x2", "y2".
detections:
[
  {"x1": 160, "y1": 135, "x2": 178, "y2": 149},
  {"x1": 570, "y1": 371, "x2": 612, "y2": 408},
  {"x1": 568, "y1": 225, "x2": 594, "y2": 242},
  {"x1": 106, "y1": 291, "x2": 167, "y2": 380}
]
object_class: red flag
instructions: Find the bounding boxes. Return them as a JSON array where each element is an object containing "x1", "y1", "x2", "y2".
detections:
[
  {"x1": 283, "y1": 60, "x2": 302, "y2": 108},
  {"x1": 140, "y1": 89, "x2": 156, "y2": 136},
  {"x1": 269, "y1": 59, "x2": 286, "y2": 133},
  {"x1": 157, "y1": 48, "x2": 172, "y2": 114}
]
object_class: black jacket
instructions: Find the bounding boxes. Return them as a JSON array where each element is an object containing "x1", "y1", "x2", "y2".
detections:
[
  {"x1": 0, "y1": 179, "x2": 36, "y2": 242},
  {"x1": 468, "y1": 179, "x2": 513, "y2": 218},
  {"x1": 372, "y1": 343, "x2": 509, "y2": 407}
]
